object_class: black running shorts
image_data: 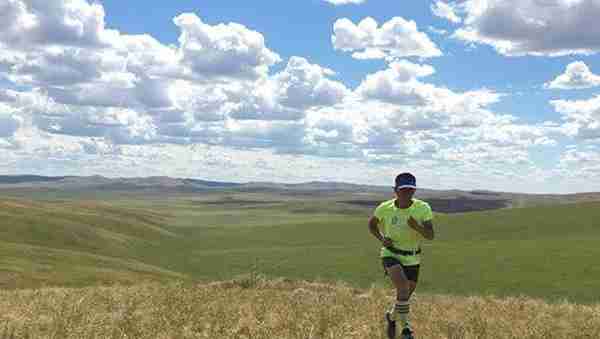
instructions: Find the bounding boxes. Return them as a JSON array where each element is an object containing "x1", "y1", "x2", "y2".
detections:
[{"x1": 381, "y1": 257, "x2": 420, "y2": 282}]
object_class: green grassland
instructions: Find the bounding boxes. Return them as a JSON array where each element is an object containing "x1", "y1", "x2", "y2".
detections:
[{"x1": 1, "y1": 192, "x2": 599, "y2": 304}]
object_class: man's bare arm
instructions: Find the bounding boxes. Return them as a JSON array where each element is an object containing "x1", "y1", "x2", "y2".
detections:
[
  {"x1": 368, "y1": 216, "x2": 385, "y2": 242},
  {"x1": 369, "y1": 216, "x2": 394, "y2": 247},
  {"x1": 407, "y1": 217, "x2": 435, "y2": 240}
]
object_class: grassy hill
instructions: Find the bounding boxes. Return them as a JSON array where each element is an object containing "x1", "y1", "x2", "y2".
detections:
[
  {"x1": 162, "y1": 197, "x2": 600, "y2": 303},
  {"x1": 0, "y1": 198, "x2": 186, "y2": 289},
  {"x1": 1, "y1": 277, "x2": 598, "y2": 338},
  {"x1": 1, "y1": 194, "x2": 599, "y2": 304}
]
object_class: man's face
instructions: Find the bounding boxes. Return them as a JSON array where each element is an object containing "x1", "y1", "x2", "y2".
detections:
[{"x1": 395, "y1": 187, "x2": 415, "y2": 200}]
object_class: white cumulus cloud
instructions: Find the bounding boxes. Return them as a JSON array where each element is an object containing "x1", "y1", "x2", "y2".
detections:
[
  {"x1": 230, "y1": 57, "x2": 349, "y2": 121},
  {"x1": 332, "y1": 17, "x2": 442, "y2": 61},
  {"x1": 454, "y1": 0, "x2": 600, "y2": 56},
  {"x1": 551, "y1": 95, "x2": 600, "y2": 140},
  {"x1": 546, "y1": 61, "x2": 600, "y2": 89},
  {"x1": 0, "y1": 103, "x2": 23, "y2": 138},
  {"x1": 431, "y1": 1, "x2": 462, "y2": 24},
  {"x1": 173, "y1": 13, "x2": 281, "y2": 80},
  {"x1": 0, "y1": 0, "x2": 118, "y2": 48},
  {"x1": 356, "y1": 60, "x2": 437, "y2": 105}
]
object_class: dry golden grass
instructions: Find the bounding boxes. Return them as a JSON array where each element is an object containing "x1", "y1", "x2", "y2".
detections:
[{"x1": 0, "y1": 275, "x2": 599, "y2": 338}]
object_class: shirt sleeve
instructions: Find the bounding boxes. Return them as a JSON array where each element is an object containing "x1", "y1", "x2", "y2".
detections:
[
  {"x1": 421, "y1": 202, "x2": 433, "y2": 222},
  {"x1": 373, "y1": 203, "x2": 385, "y2": 220}
]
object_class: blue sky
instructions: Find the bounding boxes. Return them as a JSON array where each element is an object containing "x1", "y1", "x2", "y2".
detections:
[
  {"x1": 1, "y1": 0, "x2": 600, "y2": 193},
  {"x1": 98, "y1": 0, "x2": 598, "y2": 92}
]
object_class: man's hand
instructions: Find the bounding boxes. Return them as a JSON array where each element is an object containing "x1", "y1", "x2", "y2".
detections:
[
  {"x1": 381, "y1": 237, "x2": 394, "y2": 247},
  {"x1": 407, "y1": 216, "x2": 435, "y2": 240}
]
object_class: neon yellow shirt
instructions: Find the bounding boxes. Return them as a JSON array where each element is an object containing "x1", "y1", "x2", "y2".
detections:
[{"x1": 374, "y1": 198, "x2": 433, "y2": 262}]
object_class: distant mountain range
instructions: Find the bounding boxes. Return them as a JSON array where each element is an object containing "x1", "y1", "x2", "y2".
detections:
[
  {"x1": 1, "y1": 175, "x2": 599, "y2": 212},
  {"x1": 0, "y1": 175, "x2": 241, "y2": 190},
  {"x1": 0, "y1": 174, "x2": 407, "y2": 192}
]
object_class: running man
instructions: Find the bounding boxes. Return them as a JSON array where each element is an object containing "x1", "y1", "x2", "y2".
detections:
[{"x1": 368, "y1": 173, "x2": 435, "y2": 339}]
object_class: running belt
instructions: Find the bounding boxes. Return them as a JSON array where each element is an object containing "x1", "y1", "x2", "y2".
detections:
[{"x1": 385, "y1": 246, "x2": 422, "y2": 256}]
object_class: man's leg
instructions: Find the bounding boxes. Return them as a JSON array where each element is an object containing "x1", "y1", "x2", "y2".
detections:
[
  {"x1": 405, "y1": 265, "x2": 419, "y2": 298},
  {"x1": 386, "y1": 264, "x2": 412, "y2": 331}
]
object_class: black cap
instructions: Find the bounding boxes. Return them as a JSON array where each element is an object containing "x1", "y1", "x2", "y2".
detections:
[{"x1": 395, "y1": 172, "x2": 416, "y2": 189}]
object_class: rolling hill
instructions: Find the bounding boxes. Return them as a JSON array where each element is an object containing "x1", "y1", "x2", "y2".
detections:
[
  {"x1": 1, "y1": 192, "x2": 600, "y2": 304},
  {"x1": 0, "y1": 198, "x2": 187, "y2": 289}
]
